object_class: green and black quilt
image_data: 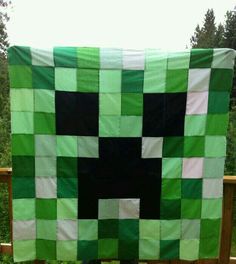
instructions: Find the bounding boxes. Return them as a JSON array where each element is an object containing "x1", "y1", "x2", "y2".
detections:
[{"x1": 8, "y1": 46, "x2": 235, "y2": 262}]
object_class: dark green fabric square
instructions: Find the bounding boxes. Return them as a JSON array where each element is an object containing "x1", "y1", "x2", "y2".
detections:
[
  {"x1": 77, "y1": 240, "x2": 98, "y2": 260},
  {"x1": 32, "y1": 66, "x2": 54, "y2": 89},
  {"x1": 160, "y1": 240, "x2": 179, "y2": 260},
  {"x1": 36, "y1": 239, "x2": 56, "y2": 260},
  {"x1": 98, "y1": 239, "x2": 118, "y2": 258},
  {"x1": 200, "y1": 219, "x2": 221, "y2": 239},
  {"x1": 182, "y1": 179, "x2": 202, "y2": 198},
  {"x1": 199, "y1": 238, "x2": 219, "y2": 258},
  {"x1": 54, "y1": 47, "x2": 77, "y2": 67},
  {"x1": 98, "y1": 219, "x2": 119, "y2": 238},
  {"x1": 181, "y1": 199, "x2": 201, "y2": 219},
  {"x1": 34, "y1": 112, "x2": 55, "y2": 134},
  {"x1": 119, "y1": 219, "x2": 139, "y2": 240},
  {"x1": 166, "y1": 69, "x2": 188, "y2": 92},
  {"x1": 121, "y1": 93, "x2": 143, "y2": 115},
  {"x1": 118, "y1": 239, "x2": 139, "y2": 259},
  {"x1": 57, "y1": 157, "x2": 78, "y2": 178},
  {"x1": 160, "y1": 199, "x2": 181, "y2": 219},
  {"x1": 78, "y1": 47, "x2": 100, "y2": 68},
  {"x1": 8, "y1": 46, "x2": 32, "y2": 65},
  {"x1": 208, "y1": 91, "x2": 230, "y2": 114},
  {"x1": 209, "y1": 69, "x2": 233, "y2": 92},
  {"x1": 122, "y1": 70, "x2": 144, "y2": 93},
  {"x1": 12, "y1": 177, "x2": 35, "y2": 198},
  {"x1": 206, "y1": 114, "x2": 229, "y2": 135},
  {"x1": 190, "y1": 49, "x2": 213, "y2": 68},
  {"x1": 12, "y1": 134, "x2": 35, "y2": 156},
  {"x1": 184, "y1": 136, "x2": 205, "y2": 157},
  {"x1": 163, "y1": 137, "x2": 184, "y2": 157},
  {"x1": 77, "y1": 69, "x2": 99, "y2": 92},
  {"x1": 12, "y1": 156, "x2": 35, "y2": 177},
  {"x1": 36, "y1": 199, "x2": 57, "y2": 220},
  {"x1": 57, "y1": 178, "x2": 78, "y2": 198}
]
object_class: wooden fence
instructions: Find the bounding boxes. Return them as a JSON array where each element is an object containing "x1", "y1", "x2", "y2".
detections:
[{"x1": 0, "y1": 168, "x2": 236, "y2": 264}]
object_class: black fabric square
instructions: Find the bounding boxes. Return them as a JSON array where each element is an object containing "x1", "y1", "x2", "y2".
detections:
[{"x1": 55, "y1": 91, "x2": 98, "y2": 136}]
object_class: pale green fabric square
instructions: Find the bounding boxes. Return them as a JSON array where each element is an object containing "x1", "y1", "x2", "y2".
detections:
[
  {"x1": 180, "y1": 239, "x2": 199, "y2": 260},
  {"x1": 31, "y1": 47, "x2": 54, "y2": 66},
  {"x1": 99, "y1": 70, "x2": 122, "y2": 92},
  {"x1": 13, "y1": 199, "x2": 35, "y2": 220},
  {"x1": 100, "y1": 48, "x2": 122, "y2": 69},
  {"x1": 120, "y1": 116, "x2": 142, "y2": 137},
  {"x1": 143, "y1": 69, "x2": 166, "y2": 93},
  {"x1": 203, "y1": 158, "x2": 225, "y2": 178},
  {"x1": 35, "y1": 135, "x2": 56, "y2": 157},
  {"x1": 212, "y1": 49, "x2": 235, "y2": 69},
  {"x1": 162, "y1": 158, "x2": 182, "y2": 178},
  {"x1": 78, "y1": 220, "x2": 98, "y2": 240},
  {"x1": 57, "y1": 136, "x2": 78, "y2": 157},
  {"x1": 10, "y1": 88, "x2": 34, "y2": 112},
  {"x1": 57, "y1": 241, "x2": 77, "y2": 261},
  {"x1": 78, "y1": 136, "x2": 98, "y2": 158},
  {"x1": 13, "y1": 240, "x2": 36, "y2": 262},
  {"x1": 181, "y1": 220, "x2": 200, "y2": 239},
  {"x1": 57, "y1": 199, "x2": 77, "y2": 219},
  {"x1": 139, "y1": 220, "x2": 160, "y2": 239},
  {"x1": 98, "y1": 199, "x2": 119, "y2": 219},
  {"x1": 35, "y1": 89, "x2": 55, "y2": 113},
  {"x1": 145, "y1": 49, "x2": 168, "y2": 70},
  {"x1": 201, "y1": 198, "x2": 222, "y2": 219},
  {"x1": 37, "y1": 219, "x2": 56, "y2": 240},
  {"x1": 139, "y1": 239, "x2": 160, "y2": 259},
  {"x1": 99, "y1": 115, "x2": 120, "y2": 137},
  {"x1": 35, "y1": 157, "x2": 56, "y2": 177},
  {"x1": 11, "y1": 111, "x2": 34, "y2": 134},
  {"x1": 100, "y1": 93, "x2": 121, "y2": 115},
  {"x1": 55, "y1": 67, "x2": 77, "y2": 91},
  {"x1": 161, "y1": 220, "x2": 181, "y2": 240},
  {"x1": 168, "y1": 51, "x2": 190, "y2": 69},
  {"x1": 184, "y1": 115, "x2": 206, "y2": 136},
  {"x1": 205, "y1": 136, "x2": 226, "y2": 157}
]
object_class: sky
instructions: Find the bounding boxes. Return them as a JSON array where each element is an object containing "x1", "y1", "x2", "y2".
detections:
[{"x1": 6, "y1": 0, "x2": 236, "y2": 50}]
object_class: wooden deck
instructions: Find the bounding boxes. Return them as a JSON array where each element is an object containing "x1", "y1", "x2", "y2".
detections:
[{"x1": 0, "y1": 168, "x2": 236, "y2": 264}]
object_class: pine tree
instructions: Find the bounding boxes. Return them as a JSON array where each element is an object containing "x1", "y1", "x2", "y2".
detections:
[{"x1": 224, "y1": 11, "x2": 236, "y2": 49}]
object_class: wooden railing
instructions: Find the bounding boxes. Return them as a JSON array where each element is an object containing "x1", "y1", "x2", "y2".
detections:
[{"x1": 0, "y1": 168, "x2": 236, "y2": 264}]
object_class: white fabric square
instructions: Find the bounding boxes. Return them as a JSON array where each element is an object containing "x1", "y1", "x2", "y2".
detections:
[
  {"x1": 142, "y1": 137, "x2": 163, "y2": 158},
  {"x1": 100, "y1": 48, "x2": 122, "y2": 69},
  {"x1": 188, "y1": 69, "x2": 211, "y2": 91},
  {"x1": 36, "y1": 177, "x2": 57, "y2": 198},
  {"x1": 57, "y1": 220, "x2": 77, "y2": 240},
  {"x1": 119, "y1": 199, "x2": 140, "y2": 219},
  {"x1": 123, "y1": 49, "x2": 145, "y2": 70},
  {"x1": 182, "y1": 158, "x2": 204, "y2": 178},
  {"x1": 31, "y1": 47, "x2": 54, "y2": 66},
  {"x1": 203, "y1": 179, "x2": 223, "y2": 198},
  {"x1": 212, "y1": 49, "x2": 236, "y2": 69},
  {"x1": 13, "y1": 220, "x2": 36, "y2": 240},
  {"x1": 186, "y1": 92, "x2": 208, "y2": 114}
]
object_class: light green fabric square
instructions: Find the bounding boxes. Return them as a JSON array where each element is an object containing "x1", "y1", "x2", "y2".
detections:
[
  {"x1": 168, "y1": 51, "x2": 190, "y2": 69},
  {"x1": 145, "y1": 49, "x2": 168, "y2": 70},
  {"x1": 98, "y1": 199, "x2": 119, "y2": 219},
  {"x1": 57, "y1": 136, "x2": 78, "y2": 157},
  {"x1": 13, "y1": 240, "x2": 36, "y2": 262},
  {"x1": 212, "y1": 49, "x2": 235, "y2": 69},
  {"x1": 120, "y1": 116, "x2": 142, "y2": 137},
  {"x1": 35, "y1": 89, "x2": 55, "y2": 113},
  {"x1": 201, "y1": 198, "x2": 222, "y2": 219},
  {"x1": 100, "y1": 93, "x2": 121, "y2": 115},
  {"x1": 180, "y1": 239, "x2": 199, "y2": 260},
  {"x1": 11, "y1": 111, "x2": 34, "y2": 134},
  {"x1": 99, "y1": 115, "x2": 120, "y2": 137},
  {"x1": 139, "y1": 220, "x2": 160, "y2": 239},
  {"x1": 35, "y1": 157, "x2": 56, "y2": 177},
  {"x1": 55, "y1": 67, "x2": 77, "y2": 91},
  {"x1": 57, "y1": 241, "x2": 77, "y2": 260},
  {"x1": 57, "y1": 199, "x2": 77, "y2": 219},
  {"x1": 143, "y1": 69, "x2": 166, "y2": 93},
  {"x1": 37, "y1": 219, "x2": 56, "y2": 240},
  {"x1": 11, "y1": 89, "x2": 34, "y2": 112},
  {"x1": 99, "y1": 70, "x2": 122, "y2": 92},
  {"x1": 162, "y1": 158, "x2": 182, "y2": 178},
  {"x1": 185, "y1": 115, "x2": 206, "y2": 136},
  {"x1": 78, "y1": 136, "x2": 98, "y2": 158},
  {"x1": 139, "y1": 239, "x2": 160, "y2": 259},
  {"x1": 13, "y1": 199, "x2": 35, "y2": 220},
  {"x1": 203, "y1": 158, "x2": 225, "y2": 178},
  {"x1": 181, "y1": 220, "x2": 200, "y2": 239},
  {"x1": 78, "y1": 220, "x2": 98, "y2": 240},
  {"x1": 161, "y1": 220, "x2": 181, "y2": 240},
  {"x1": 35, "y1": 135, "x2": 56, "y2": 157},
  {"x1": 205, "y1": 136, "x2": 226, "y2": 157}
]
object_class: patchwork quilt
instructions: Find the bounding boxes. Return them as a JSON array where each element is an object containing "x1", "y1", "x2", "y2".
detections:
[{"x1": 8, "y1": 46, "x2": 235, "y2": 262}]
